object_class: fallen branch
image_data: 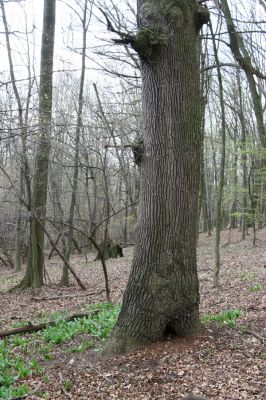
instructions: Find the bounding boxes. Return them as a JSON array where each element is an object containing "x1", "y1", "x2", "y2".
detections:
[
  {"x1": 209, "y1": 300, "x2": 224, "y2": 307},
  {"x1": 30, "y1": 289, "x2": 105, "y2": 302},
  {"x1": 242, "y1": 328, "x2": 266, "y2": 341},
  {"x1": 0, "y1": 311, "x2": 101, "y2": 339},
  {"x1": 39, "y1": 221, "x2": 86, "y2": 291},
  {"x1": 0, "y1": 254, "x2": 9, "y2": 267}
]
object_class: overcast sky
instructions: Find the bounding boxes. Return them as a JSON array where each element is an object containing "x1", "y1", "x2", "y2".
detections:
[
  {"x1": 0, "y1": 0, "x2": 265, "y2": 90},
  {"x1": 0, "y1": 0, "x2": 127, "y2": 86}
]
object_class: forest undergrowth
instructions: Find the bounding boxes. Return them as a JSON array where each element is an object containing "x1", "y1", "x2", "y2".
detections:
[{"x1": 0, "y1": 228, "x2": 265, "y2": 399}]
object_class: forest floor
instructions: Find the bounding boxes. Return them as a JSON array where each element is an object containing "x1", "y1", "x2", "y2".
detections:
[{"x1": 0, "y1": 228, "x2": 265, "y2": 399}]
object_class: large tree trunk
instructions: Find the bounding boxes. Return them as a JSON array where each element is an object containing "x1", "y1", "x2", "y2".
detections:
[
  {"x1": 19, "y1": 0, "x2": 56, "y2": 288},
  {"x1": 105, "y1": 0, "x2": 209, "y2": 353}
]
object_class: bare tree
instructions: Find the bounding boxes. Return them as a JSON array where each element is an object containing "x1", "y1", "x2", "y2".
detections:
[{"x1": 19, "y1": 0, "x2": 56, "y2": 288}]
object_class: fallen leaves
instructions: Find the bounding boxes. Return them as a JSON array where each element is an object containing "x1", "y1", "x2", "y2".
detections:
[{"x1": 0, "y1": 229, "x2": 265, "y2": 399}]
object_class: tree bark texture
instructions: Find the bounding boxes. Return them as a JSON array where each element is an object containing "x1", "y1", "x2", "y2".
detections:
[{"x1": 105, "y1": 0, "x2": 209, "y2": 353}]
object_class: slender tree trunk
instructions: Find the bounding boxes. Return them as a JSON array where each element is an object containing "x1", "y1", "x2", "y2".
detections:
[
  {"x1": 248, "y1": 159, "x2": 257, "y2": 246},
  {"x1": 14, "y1": 168, "x2": 24, "y2": 271},
  {"x1": 123, "y1": 192, "x2": 129, "y2": 246},
  {"x1": 221, "y1": 0, "x2": 266, "y2": 233},
  {"x1": 235, "y1": 71, "x2": 248, "y2": 240},
  {"x1": 0, "y1": 0, "x2": 32, "y2": 271},
  {"x1": 61, "y1": 0, "x2": 90, "y2": 285},
  {"x1": 105, "y1": 0, "x2": 209, "y2": 353},
  {"x1": 209, "y1": 21, "x2": 226, "y2": 288},
  {"x1": 220, "y1": 0, "x2": 266, "y2": 230},
  {"x1": 230, "y1": 132, "x2": 238, "y2": 229},
  {"x1": 200, "y1": 157, "x2": 211, "y2": 235},
  {"x1": 19, "y1": 0, "x2": 56, "y2": 288},
  {"x1": 102, "y1": 148, "x2": 111, "y2": 246},
  {"x1": 220, "y1": 0, "x2": 266, "y2": 147}
]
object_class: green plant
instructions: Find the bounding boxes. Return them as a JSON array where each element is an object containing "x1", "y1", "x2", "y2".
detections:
[
  {"x1": 0, "y1": 338, "x2": 41, "y2": 399},
  {"x1": 239, "y1": 272, "x2": 257, "y2": 281},
  {"x1": 0, "y1": 276, "x2": 17, "y2": 285},
  {"x1": 249, "y1": 283, "x2": 262, "y2": 292},
  {"x1": 63, "y1": 379, "x2": 73, "y2": 391},
  {"x1": 10, "y1": 335, "x2": 29, "y2": 351},
  {"x1": 0, "y1": 303, "x2": 120, "y2": 398},
  {"x1": 39, "y1": 343, "x2": 52, "y2": 354},
  {"x1": 43, "y1": 303, "x2": 120, "y2": 344},
  {"x1": 0, "y1": 383, "x2": 30, "y2": 400},
  {"x1": 201, "y1": 309, "x2": 241, "y2": 328},
  {"x1": 71, "y1": 339, "x2": 94, "y2": 353},
  {"x1": 36, "y1": 309, "x2": 68, "y2": 324}
]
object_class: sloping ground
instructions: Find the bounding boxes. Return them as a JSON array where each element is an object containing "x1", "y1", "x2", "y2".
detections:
[{"x1": 0, "y1": 228, "x2": 265, "y2": 399}]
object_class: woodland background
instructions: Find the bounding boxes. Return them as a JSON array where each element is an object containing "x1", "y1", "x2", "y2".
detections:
[{"x1": 0, "y1": 0, "x2": 265, "y2": 281}]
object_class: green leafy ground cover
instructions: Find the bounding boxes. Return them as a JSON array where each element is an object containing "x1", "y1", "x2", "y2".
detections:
[
  {"x1": 0, "y1": 230, "x2": 265, "y2": 399},
  {"x1": 0, "y1": 303, "x2": 121, "y2": 399},
  {"x1": 0, "y1": 304, "x2": 243, "y2": 399},
  {"x1": 201, "y1": 309, "x2": 241, "y2": 328}
]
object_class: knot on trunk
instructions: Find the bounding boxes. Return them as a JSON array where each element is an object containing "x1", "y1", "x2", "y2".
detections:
[
  {"x1": 132, "y1": 141, "x2": 145, "y2": 166},
  {"x1": 195, "y1": 4, "x2": 210, "y2": 32}
]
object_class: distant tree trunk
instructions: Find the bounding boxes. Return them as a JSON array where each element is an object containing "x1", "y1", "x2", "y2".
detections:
[
  {"x1": 92, "y1": 84, "x2": 114, "y2": 249},
  {"x1": 19, "y1": 0, "x2": 56, "y2": 288},
  {"x1": 0, "y1": 0, "x2": 32, "y2": 271},
  {"x1": 209, "y1": 21, "x2": 226, "y2": 288},
  {"x1": 15, "y1": 169, "x2": 23, "y2": 271},
  {"x1": 229, "y1": 130, "x2": 238, "y2": 229},
  {"x1": 220, "y1": 0, "x2": 266, "y2": 148},
  {"x1": 200, "y1": 159, "x2": 212, "y2": 235},
  {"x1": 93, "y1": 82, "x2": 136, "y2": 218},
  {"x1": 61, "y1": 0, "x2": 90, "y2": 286},
  {"x1": 105, "y1": 0, "x2": 209, "y2": 353},
  {"x1": 0, "y1": 237, "x2": 14, "y2": 269},
  {"x1": 123, "y1": 192, "x2": 129, "y2": 246},
  {"x1": 198, "y1": 35, "x2": 211, "y2": 236},
  {"x1": 220, "y1": 0, "x2": 266, "y2": 234},
  {"x1": 82, "y1": 143, "x2": 98, "y2": 247},
  {"x1": 235, "y1": 71, "x2": 248, "y2": 240},
  {"x1": 248, "y1": 159, "x2": 257, "y2": 246}
]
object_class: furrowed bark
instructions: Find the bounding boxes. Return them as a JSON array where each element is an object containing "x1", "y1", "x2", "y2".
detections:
[{"x1": 105, "y1": 0, "x2": 209, "y2": 354}]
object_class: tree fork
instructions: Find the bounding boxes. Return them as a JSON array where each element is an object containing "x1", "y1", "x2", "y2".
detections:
[{"x1": 100, "y1": 2, "x2": 209, "y2": 61}]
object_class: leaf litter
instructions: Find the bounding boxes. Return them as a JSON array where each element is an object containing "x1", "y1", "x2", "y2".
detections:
[{"x1": 0, "y1": 228, "x2": 265, "y2": 399}]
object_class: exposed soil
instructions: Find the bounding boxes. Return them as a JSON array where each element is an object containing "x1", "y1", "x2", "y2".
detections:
[{"x1": 0, "y1": 228, "x2": 265, "y2": 399}]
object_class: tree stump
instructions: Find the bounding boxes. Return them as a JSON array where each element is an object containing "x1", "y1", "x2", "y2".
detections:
[{"x1": 94, "y1": 240, "x2": 124, "y2": 261}]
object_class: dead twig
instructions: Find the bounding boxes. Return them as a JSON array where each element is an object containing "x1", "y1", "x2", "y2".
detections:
[
  {"x1": 59, "y1": 372, "x2": 73, "y2": 399},
  {"x1": 0, "y1": 254, "x2": 9, "y2": 267},
  {"x1": 242, "y1": 328, "x2": 266, "y2": 341}
]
